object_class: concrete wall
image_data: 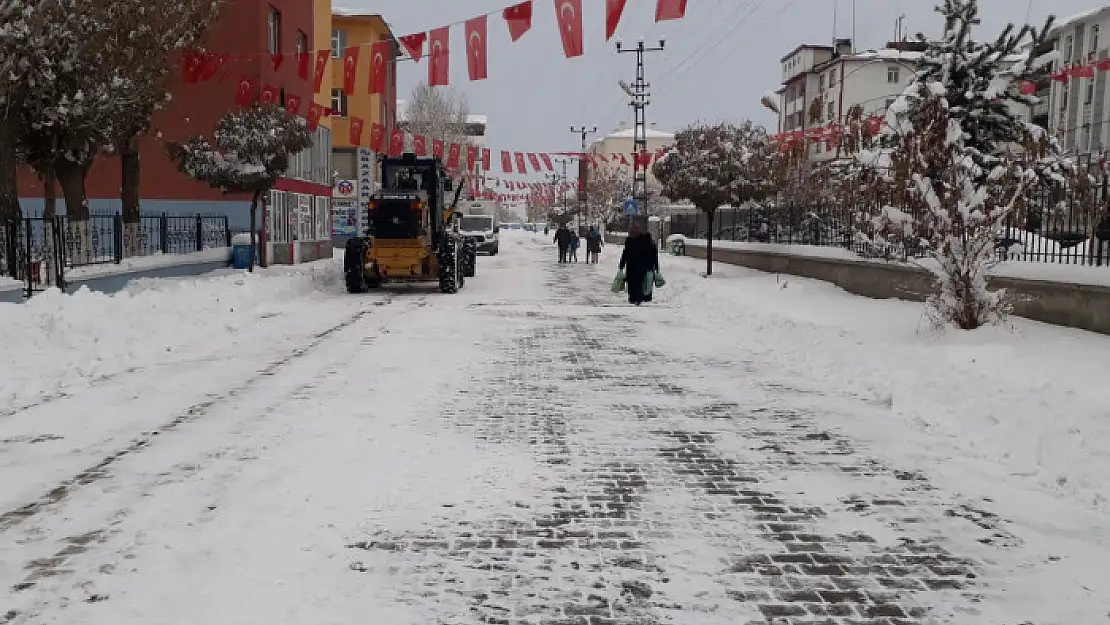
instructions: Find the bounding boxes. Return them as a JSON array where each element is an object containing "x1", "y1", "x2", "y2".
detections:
[
  {"x1": 0, "y1": 255, "x2": 232, "y2": 304},
  {"x1": 607, "y1": 233, "x2": 1110, "y2": 336},
  {"x1": 267, "y1": 240, "x2": 334, "y2": 265}
]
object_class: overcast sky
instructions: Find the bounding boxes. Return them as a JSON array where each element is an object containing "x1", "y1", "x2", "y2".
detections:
[{"x1": 339, "y1": 0, "x2": 1092, "y2": 179}]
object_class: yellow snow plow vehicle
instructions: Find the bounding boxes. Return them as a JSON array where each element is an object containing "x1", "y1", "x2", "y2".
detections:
[{"x1": 343, "y1": 153, "x2": 476, "y2": 294}]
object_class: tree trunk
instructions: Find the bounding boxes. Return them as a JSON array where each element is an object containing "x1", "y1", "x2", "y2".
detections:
[
  {"x1": 56, "y1": 160, "x2": 91, "y2": 265},
  {"x1": 249, "y1": 189, "x2": 259, "y2": 273},
  {"x1": 120, "y1": 137, "x2": 143, "y2": 258},
  {"x1": 0, "y1": 115, "x2": 20, "y2": 223},
  {"x1": 705, "y1": 208, "x2": 715, "y2": 276}
]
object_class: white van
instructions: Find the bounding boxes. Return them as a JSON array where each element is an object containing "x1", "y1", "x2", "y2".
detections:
[{"x1": 460, "y1": 201, "x2": 501, "y2": 255}]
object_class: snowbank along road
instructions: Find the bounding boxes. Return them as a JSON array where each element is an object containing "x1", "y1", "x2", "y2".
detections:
[{"x1": 1, "y1": 232, "x2": 1108, "y2": 625}]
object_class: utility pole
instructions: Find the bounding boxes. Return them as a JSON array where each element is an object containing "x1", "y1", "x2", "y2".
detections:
[
  {"x1": 617, "y1": 38, "x2": 665, "y2": 226},
  {"x1": 570, "y1": 125, "x2": 597, "y2": 228},
  {"x1": 546, "y1": 158, "x2": 572, "y2": 225}
]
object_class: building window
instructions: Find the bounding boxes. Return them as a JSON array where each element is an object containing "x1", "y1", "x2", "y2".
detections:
[
  {"x1": 1065, "y1": 35, "x2": 1074, "y2": 62},
  {"x1": 332, "y1": 29, "x2": 347, "y2": 58},
  {"x1": 827, "y1": 101, "x2": 835, "y2": 122},
  {"x1": 296, "y1": 30, "x2": 308, "y2": 54},
  {"x1": 267, "y1": 6, "x2": 281, "y2": 54},
  {"x1": 1086, "y1": 82, "x2": 1095, "y2": 105},
  {"x1": 818, "y1": 74, "x2": 825, "y2": 91},
  {"x1": 1061, "y1": 84, "x2": 1069, "y2": 110},
  {"x1": 331, "y1": 89, "x2": 348, "y2": 117},
  {"x1": 886, "y1": 98, "x2": 896, "y2": 110},
  {"x1": 829, "y1": 69, "x2": 837, "y2": 87},
  {"x1": 887, "y1": 66, "x2": 900, "y2": 83},
  {"x1": 1092, "y1": 25, "x2": 1101, "y2": 56}
]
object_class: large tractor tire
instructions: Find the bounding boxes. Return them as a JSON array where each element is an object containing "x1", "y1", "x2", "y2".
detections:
[
  {"x1": 462, "y1": 239, "x2": 477, "y2": 278},
  {"x1": 344, "y1": 237, "x2": 368, "y2": 294},
  {"x1": 438, "y1": 238, "x2": 461, "y2": 294}
]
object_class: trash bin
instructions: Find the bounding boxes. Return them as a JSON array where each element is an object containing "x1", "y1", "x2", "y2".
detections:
[
  {"x1": 667, "y1": 234, "x2": 686, "y2": 256},
  {"x1": 231, "y1": 233, "x2": 256, "y2": 269}
]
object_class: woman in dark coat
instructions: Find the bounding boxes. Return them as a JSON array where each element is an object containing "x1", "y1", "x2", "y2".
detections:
[{"x1": 619, "y1": 225, "x2": 659, "y2": 305}]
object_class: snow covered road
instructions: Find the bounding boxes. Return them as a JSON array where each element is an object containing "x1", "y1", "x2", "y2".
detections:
[{"x1": 1, "y1": 232, "x2": 1108, "y2": 625}]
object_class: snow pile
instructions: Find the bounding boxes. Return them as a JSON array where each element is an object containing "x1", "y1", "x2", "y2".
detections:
[
  {"x1": 646, "y1": 252, "x2": 1110, "y2": 513},
  {"x1": 0, "y1": 259, "x2": 342, "y2": 412}
]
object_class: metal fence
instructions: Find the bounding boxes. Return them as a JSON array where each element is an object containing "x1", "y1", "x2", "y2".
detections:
[
  {"x1": 1, "y1": 212, "x2": 231, "y2": 298},
  {"x1": 668, "y1": 192, "x2": 1110, "y2": 266}
]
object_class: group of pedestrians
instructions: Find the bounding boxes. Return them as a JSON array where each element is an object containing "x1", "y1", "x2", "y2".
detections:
[
  {"x1": 553, "y1": 225, "x2": 603, "y2": 264},
  {"x1": 551, "y1": 223, "x2": 662, "y2": 306}
]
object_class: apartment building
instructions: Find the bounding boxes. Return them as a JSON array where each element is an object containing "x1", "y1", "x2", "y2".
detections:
[
  {"x1": 1046, "y1": 6, "x2": 1110, "y2": 158},
  {"x1": 776, "y1": 39, "x2": 922, "y2": 161},
  {"x1": 587, "y1": 122, "x2": 675, "y2": 186}
]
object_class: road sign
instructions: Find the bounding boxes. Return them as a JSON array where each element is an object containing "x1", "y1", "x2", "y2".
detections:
[{"x1": 622, "y1": 198, "x2": 639, "y2": 216}]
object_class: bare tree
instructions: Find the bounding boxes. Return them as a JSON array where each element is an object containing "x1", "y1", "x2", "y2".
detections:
[
  {"x1": 585, "y1": 162, "x2": 630, "y2": 225},
  {"x1": 167, "y1": 105, "x2": 314, "y2": 272},
  {"x1": 654, "y1": 121, "x2": 775, "y2": 276},
  {"x1": 105, "y1": 0, "x2": 224, "y2": 256},
  {"x1": 401, "y1": 83, "x2": 477, "y2": 171}
]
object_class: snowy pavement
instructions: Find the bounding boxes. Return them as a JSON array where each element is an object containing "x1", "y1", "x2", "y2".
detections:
[{"x1": 1, "y1": 232, "x2": 1108, "y2": 625}]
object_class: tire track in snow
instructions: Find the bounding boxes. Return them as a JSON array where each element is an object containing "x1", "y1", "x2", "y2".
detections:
[{"x1": 0, "y1": 294, "x2": 397, "y2": 535}]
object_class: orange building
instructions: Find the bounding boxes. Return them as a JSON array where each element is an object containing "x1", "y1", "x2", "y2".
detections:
[{"x1": 327, "y1": 9, "x2": 399, "y2": 179}]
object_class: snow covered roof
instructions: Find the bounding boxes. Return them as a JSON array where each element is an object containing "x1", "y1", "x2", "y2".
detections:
[
  {"x1": 468, "y1": 115, "x2": 488, "y2": 125},
  {"x1": 848, "y1": 48, "x2": 924, "y2": 62},
  {"x1": 1049, "y1": 6, "x2": 1110, "y2": 35},
  {"x1": 603, "y1": 127, "x2": 675, "y2": 140},
  {"x1": 331, "y1": 6, "x2": 385, "y2": 18}
]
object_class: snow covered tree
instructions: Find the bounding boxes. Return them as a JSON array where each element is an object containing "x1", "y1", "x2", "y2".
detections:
[
  {"x1": 584, "y1": 162, "x2": 630, "y2": 225},
  {"x1": 853, "y1": 0, "x2": 1070, "y2": 329},
  {"x1": 167, "y1": 105, "x2": 313, "y2": 272},
  {"x1": 653, "y1": 120, "x2": 775, "y2": 276},
  {"x1": 103, "y1": 0, "x2": 224, "y2": 256},
  {"x1": 400, "y1": 83, "x2": 477, "y2": 172}
]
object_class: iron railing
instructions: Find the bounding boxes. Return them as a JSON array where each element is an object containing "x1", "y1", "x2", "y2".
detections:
[
  {"x1": 1, "y1": 212, "x2": 232, "y2": 298},
  {"x1": 667, "y1": 190, "x2": 1110, "y2": 266}
]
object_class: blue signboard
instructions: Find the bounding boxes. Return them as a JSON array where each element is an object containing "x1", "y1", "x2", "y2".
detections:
[{"x1": 622, "y1": 198, "x2": 639, "y2": 216}]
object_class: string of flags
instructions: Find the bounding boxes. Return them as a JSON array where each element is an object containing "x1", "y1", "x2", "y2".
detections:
[{"x1": 767, "y1": 115, "x2": 886, "y2": 151}]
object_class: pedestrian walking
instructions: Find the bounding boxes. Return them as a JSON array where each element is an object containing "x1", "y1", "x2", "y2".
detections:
[
  {"x1": 569, "y1": 232, "x2": 580, "y2": 263},
  {"x1": 617, "y1": 225, "x2": 662, "y2": 305},
  {"x1": 554, "y1": 225, "x2": 573, "y2": 263},
  {"x1": 585, "y1": 227, "x2": 603, "y2": 264}
]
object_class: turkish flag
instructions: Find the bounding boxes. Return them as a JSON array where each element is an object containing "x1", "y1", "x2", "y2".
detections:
[
  {"x1": 555, "y1": 0, "x2": 584, "y2": 58},
  {"x1": 271, "y1": 53, "x2": 284, "y2": 72},
  {"x1": 313, "y1": 50, "x2": 329, "y2": 93},
  {"x1": 234, "y1": 75, "x2": 257, "y2": 107},
  {"x1": 389, "y1": 129, "x2": 405, "y2": 157},
  {"x1": 306, "y1": 102, "x2": 323, "y2": 131},
  {"x1": 342, "y1": 46, "x2": 360, "y2": 93},
  {"x1": 552, "y1": 0, "x2": 581, "y2": 58},
  {"x1": 1017, "y1": 80, "x2": 1037, "y2": 95},
  {"x1": 259, "y1": 83, "x2": 280, "y2": 106},
  {"x1": 400, "y1": 33, "x2": 427, "y2": 62},
  {"x1": 501, "y1": 150, "x2": 512, "y2": 172},
  {"x1": 432, "y1": 139, "x2": 445, "y2": 159},
  {"x1": 540, "y1": 153, "x2": 553, "y2": 170},
  {"x1": 655, "y1": 0, "x2": 687, "y2": 21},
  {"x1": 199, "y1": 52, "x2": 229, "y2": 82},
  {"x1": 349, "y1": 116, "x2": 365, "y2": 145},
  {"x1": 465, "y1": 16, "x2": 488, "y2": 81},
  {"x1": 182, "y1": 52, "x2": 203, "y2": 84},
  {"x1": 467, "y1": 145, "x2": 479, "y2": 170},
  {"x1": 369, "y1": 123, "x2": 385, "y2": 152},
  {"x1": 285, "y1": 94, "x2": 302, "y2": 116},
  {"x1": 413, "y1": 134, "x2": 427, "y2": 156},
  {"x1": 428, "y1": 27, "x2": 450, "y2": 86},
  {"x1": 514, "y1": 152, "x2": 527, "y2": 173},
  {"x1": 527, "y1": 153, "x2": 541, "y2": 171},
  {"x1": 504, "y1": 2, "x2": 533, "y2": 42},
  {"x1": 606, "y1": 0, "x2": 627, "y2": 40},
  {"x1": 482, "y1": 148, "x2": 492, "y2": 172},
  {"x1": 296, "y1": 51, "x2": 310, "y2": 79},
  {"x1": 1072, "y1": 64, "x2": 1095, "y2": 79},
  {"x1": 369, "y1": 41, "x2": 390, "y2": 94},
  {"x1": 447, "y1": 143, "x2": 461, "y2": 169}
]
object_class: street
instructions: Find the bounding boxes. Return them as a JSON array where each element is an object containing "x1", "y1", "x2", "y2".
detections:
[{"x1": 1, "y1": 232, "x2": 1108, "y2": 625}]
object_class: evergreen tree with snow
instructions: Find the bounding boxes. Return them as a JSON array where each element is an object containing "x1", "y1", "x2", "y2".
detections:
[{"x1": 858, "y1": 0, "x2": 1071, "y2": 329}]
